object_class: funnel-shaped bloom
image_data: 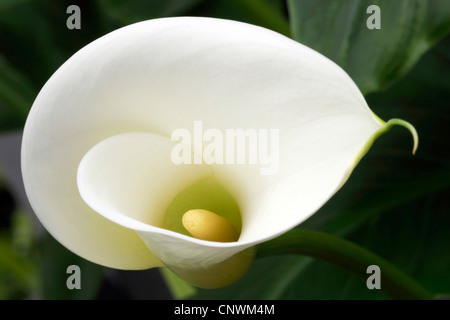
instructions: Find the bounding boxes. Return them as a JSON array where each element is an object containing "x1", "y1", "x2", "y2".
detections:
[{"x1": 21, "y1": 17, "x2": 416, "y2": 288}]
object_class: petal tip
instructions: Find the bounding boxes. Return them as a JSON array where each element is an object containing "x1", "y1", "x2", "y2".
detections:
[{"x1": 385, "y1": 118, "x2": 419, "y2": 155}]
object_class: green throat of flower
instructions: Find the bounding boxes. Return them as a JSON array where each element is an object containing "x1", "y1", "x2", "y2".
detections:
[
  {"x1": 164, "y1": 177, "x2": 242, "y2": 242},
  {"x1": 162, "y1": 178, "x2": 252, "y2": 289}
]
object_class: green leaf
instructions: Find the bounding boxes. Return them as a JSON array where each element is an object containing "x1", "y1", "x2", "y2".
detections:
[
  {"x1": 38, "y1": 233, "x2": 105, "y2": 300},
  {"x1": 99, "y1": 0, "x2": 205, "y2": 24},
  {"x1": 0, "y1": 210, "x2": 37, "y2": 300},
  {"x1": 287, "y1": 0, "x2": 450, "y2": 94},
  {"x1": 188, "y1": 0, "x2": 289, "y2": 37},
  {"x1": 161, "y1": 268, "x2": 197, "y2": 300},
  {"x1": 222, "y1": 0, "x2": 290, "y2": 37},
  {"x1": 0, "y1": 54, "x2": 37, "y2": 132},
  {"x1": 0, "y1": 236, "x2": 37, "y2": 299},
  {"x1": 0, "y1": 1, "x2": 59, "y2": 86},
  {"x1": 0, "y1": 1, "x2": 111, "y2": 132},
  {"x1": 98, "y1": 0, "x2": 290, "y2": 37},
  {"x1": 0, "y1": 0, "x2": 32, "y2": 11}
]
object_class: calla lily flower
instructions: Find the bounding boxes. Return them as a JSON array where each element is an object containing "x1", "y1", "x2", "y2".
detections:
[{"x1": 21, "y1": 17, "x2": 417, "y2": 288}]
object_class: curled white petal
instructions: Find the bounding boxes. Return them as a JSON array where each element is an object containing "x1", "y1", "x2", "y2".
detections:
[
  {"x1": 22, "y1": 17, "x2": 385, "y2": 275},
  {"x1": 77, "y1": 132, "x2": 212, "y2": 232},
  {"x1": 77, "y1": 132, "x2": 249, "y2": 269}
]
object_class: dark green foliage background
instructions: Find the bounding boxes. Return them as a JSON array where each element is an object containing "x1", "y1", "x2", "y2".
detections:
[{"x1": 0, "y1": 0, "x2": 449, "y2": 299}]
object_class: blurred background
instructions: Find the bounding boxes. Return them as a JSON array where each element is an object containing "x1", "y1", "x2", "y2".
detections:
[{"x1": 0, "y1": 0, "x2": 449, "y2": 300}]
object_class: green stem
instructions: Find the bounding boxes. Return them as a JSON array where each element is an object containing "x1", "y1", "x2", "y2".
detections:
[{"x1": 256, "y1": 228, "x2": 435, "y2": 300}]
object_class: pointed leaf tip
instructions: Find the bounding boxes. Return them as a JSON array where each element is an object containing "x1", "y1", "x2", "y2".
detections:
[{"x1": 385, "y1": 118, "x2": 419, "y2": 155}]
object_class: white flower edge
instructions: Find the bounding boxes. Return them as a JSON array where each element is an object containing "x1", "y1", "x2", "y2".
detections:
[{"x1": 21, "y1": 17, "x2": 417, "y2": 281}]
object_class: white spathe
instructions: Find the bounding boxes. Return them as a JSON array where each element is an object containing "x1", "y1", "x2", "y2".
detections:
[{"x1": 22, "y1": 17, "x2": 400, "y2": 282}]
